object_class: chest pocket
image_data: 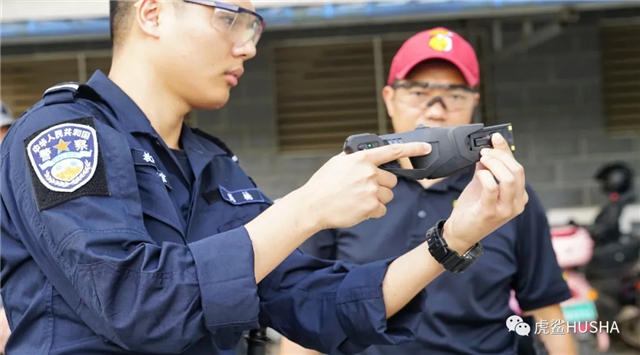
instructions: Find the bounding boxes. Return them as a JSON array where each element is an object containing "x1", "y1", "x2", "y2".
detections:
[
  {"x1": 202, "y1": 184, "x2": 272, "y2": 233},
  {"x1": 131, "y1": 149, "x2": 184, "y2": 240}
]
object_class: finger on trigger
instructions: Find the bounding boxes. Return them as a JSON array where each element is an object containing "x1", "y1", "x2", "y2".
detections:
[{"x1": 367, "y1": 142, "x2": 431, "y2": 166}]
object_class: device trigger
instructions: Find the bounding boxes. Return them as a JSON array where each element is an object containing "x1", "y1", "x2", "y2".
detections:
[
  {"x1": 473, "y1": 135, "x2": 491, "y2": 148},
  {"x1": 379, "y1": 161, "x2": 402, "y2": 171}
]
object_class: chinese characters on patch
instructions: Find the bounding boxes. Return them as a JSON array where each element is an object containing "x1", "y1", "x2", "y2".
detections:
[{"x1": 27, "y1": 123, "x2": 98, "y2": 192}]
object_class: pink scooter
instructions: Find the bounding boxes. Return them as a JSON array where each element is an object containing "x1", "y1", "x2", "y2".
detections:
[{"x1": 509, "y1": 224, "x2": 610, "y2": 354}]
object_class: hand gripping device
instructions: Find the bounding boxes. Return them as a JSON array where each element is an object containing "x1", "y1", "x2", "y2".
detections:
[{"x1": 343, "y1": 123, "x2": 515, "y2": 180}]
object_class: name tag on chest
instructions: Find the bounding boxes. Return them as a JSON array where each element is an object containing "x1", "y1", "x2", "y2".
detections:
[{"x1": 218, "y1": 186, "x2": 265, "y2": 205}]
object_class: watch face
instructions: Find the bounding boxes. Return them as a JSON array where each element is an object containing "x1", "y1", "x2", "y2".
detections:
[
  {"x1": 452, "y1": 245, "x2": 483, "y2": 273},
  {"x1": 468, "y1": 243, "x2": 484, "y2": 258}
]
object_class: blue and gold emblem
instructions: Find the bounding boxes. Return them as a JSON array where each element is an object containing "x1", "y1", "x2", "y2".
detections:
[{"x1": 27, "y1": 122, "x2": 99, "y2": 193}]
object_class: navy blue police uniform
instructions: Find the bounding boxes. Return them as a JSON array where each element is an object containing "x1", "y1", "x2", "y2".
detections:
[
  {"x1": 300, "y1": 170, "x2": 572, "y2": 355},
  {"x1": 0, "y1": 70, "x2": 427, "y2": 355}
]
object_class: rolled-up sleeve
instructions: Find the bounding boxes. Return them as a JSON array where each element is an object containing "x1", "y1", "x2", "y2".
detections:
[
  {"x1": 335, "y1": 259, "x2": 425, "y2": 353},
  {"x1": 258, "y1": 246, "x2": 426, "y2": 355},
  {"x1": 189, "y1": 226, "x2": 259, "y2": 332}
]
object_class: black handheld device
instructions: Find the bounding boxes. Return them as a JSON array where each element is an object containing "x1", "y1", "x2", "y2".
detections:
[{"x1": 343, "y1": 123, "x2": 515, "y2": 180}]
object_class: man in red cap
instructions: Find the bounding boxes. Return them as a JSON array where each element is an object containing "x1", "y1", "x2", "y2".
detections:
[{"x1": 278, "y1": 28, "x2": 575, "y2": 355}]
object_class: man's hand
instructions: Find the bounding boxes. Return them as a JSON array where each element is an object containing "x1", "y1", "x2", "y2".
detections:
[
  {"x1": 379, "y1": 133, "x2": 528, "y2": 319},
  {"x1": 443, "y1": 133, "x2": 529, "y2": 253},
  {"x1": 246, "y1": 142, "x2": 430, "y2": 282},
  {"x1": 300, "y1": 142, "x2": 432, "y2": 230}
]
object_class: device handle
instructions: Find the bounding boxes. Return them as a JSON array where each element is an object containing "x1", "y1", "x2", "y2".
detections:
[{"x1": 342, "y1": 123, "x2": 515, "y2": 180}]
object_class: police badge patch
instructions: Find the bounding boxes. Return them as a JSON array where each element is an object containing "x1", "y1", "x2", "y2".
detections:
[
  {"x1": 25, "y1": 116, "x2": 110, "y2": 211},
  {"x1": 27, "y1": 122, "x2": 97, "y2": 191}
]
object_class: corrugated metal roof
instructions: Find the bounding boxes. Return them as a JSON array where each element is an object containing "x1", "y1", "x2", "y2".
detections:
[
  {"x1": 1, "y1": 0, "x2": 637, "y2": 42},
  {"x1": 1, "y1": 1, "x2": 401, "y2": 23}
]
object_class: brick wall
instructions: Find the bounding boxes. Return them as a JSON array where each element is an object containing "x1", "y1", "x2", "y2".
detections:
[
  {"x1": 491, "y1": 10, "x2": 640, "y2": 209},
  {"x1": 194, "y1": 8, "x2": 640, "y2": 209}
]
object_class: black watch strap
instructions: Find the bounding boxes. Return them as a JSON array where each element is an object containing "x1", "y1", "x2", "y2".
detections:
[{"x1": 426, "y1": 220, "x2": 484, "y2": 273}]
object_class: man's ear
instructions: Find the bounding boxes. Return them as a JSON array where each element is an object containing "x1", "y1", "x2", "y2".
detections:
[
  {"x1": 382, "y1": 86, "x2": 396, "y2": 118},
  {"x1": 135, "y1": 0, "x2": 162, "y2": 39},
  {"x1": 473, "y1": 92, "x2": 480, "y2": 108}
]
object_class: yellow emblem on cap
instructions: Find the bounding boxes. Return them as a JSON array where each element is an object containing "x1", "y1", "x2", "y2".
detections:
[
  {"x1": 428, "y1": 29, "x2": 452, "y2": 36},
  {"x1": 428, "y1": 30, "x2": 453, "y2": 52},
  {"x1": 452, "y1": 199, "x2": 457, "y2": 207}
]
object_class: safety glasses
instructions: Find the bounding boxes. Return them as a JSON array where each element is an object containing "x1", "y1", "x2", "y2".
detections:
[
  {"x1": 392, "y1": 80, "x2": 478, "y2": 112},
  {"x1": 183, "y1": 0, "x2": 265, "y2": 46}
]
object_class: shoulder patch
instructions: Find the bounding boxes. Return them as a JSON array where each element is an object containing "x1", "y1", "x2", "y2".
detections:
[{"x1": 24, "y1": 116, "x2": 110, "y2": 211}]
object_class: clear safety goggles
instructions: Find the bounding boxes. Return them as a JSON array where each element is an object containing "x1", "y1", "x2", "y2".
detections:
[
  {"x1": 184, "y1": 0, "x2": 265, "y2": 46},
  {"x1": 392, "y1": 80, "x2": 478, "y2": 112}
]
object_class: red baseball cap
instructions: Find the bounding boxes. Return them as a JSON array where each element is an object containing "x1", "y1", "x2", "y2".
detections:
[{"x1": 387, "y1": 27, "x2": 480, "y2": 87}]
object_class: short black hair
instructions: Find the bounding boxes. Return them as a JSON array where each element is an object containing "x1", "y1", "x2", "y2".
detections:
[{"x1": 109, "y1": 0, "x2": 135, "y2": 48}]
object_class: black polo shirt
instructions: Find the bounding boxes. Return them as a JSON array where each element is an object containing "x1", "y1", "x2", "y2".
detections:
[{"x1": 300, "y1": 169, "x2": 572, "y2": 355}]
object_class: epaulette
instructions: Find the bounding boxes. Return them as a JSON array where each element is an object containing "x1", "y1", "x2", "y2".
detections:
[
  {"x1": 191, "y1": 128, "x2": 239, "y2": 163},
  {"x1": 42, "y1": 82, "x2": 103, "y2": 106}
]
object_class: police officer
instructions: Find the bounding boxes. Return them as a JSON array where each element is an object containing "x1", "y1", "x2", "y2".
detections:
[
  {"x1": 0, "y1": 101, "x2": 16, "y2": 355},
  {"x1": 0, "y1": 2, "x2": 528, "y2": 355},
  {"x1": 279, "y1": 28, "x2": 575, "y2": 355}
]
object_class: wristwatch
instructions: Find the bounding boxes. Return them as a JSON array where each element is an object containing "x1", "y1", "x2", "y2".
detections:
[{"x1": 426, "y1": 219, "x2": 484, "y2": 273}]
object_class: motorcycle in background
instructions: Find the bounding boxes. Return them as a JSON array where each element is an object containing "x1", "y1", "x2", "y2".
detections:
[
  {"x1": 584, "y1": 162, "x2": 640, "y2": 351},
  {"x1": 514, "y1": 161, "x2": 639, "y2": 354},
  {"x1": 616, "y1": 259, "x2": 640, "y2": 351}
]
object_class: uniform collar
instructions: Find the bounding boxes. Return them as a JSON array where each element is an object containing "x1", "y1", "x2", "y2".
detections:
[
  {"x1": 86, "y1": 70, "x2": 160, "y2": 138},
  {"x1": 178, "y1": 125, "x2": 221, "y2": 181},
  {"x1": 87, "y1": 70, "x2": 225, "y2": 155},
  {"x1": 180, "y1": 124, "x2": 227, "y2": 157},
  {"x1": 86, "y1": 70, "x2": 229, "y2": 174}
]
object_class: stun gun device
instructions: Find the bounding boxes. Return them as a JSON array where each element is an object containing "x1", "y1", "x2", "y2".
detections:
[{"x1": 343, "y1": 123, "x2": 516, "y2": 180}]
